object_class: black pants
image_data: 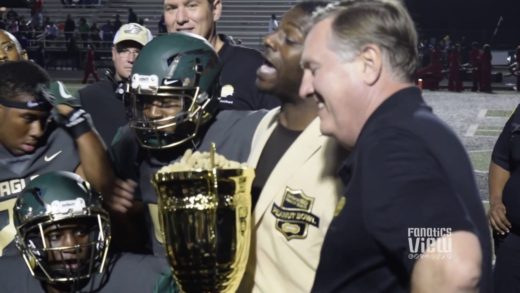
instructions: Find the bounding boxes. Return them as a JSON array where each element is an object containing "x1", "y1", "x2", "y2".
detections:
[{"x1": 494, "y1": 232, "x2": 520, "y2": 292}]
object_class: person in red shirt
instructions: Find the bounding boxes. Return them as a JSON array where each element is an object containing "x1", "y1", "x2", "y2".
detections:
[
  {"x1": 479, "y1": 44, "x2": 493, "y2": 93},
  {"x1": 468, "y1": 42, "x2": 481, "y2": 92},
  {"x1": 31, "y1": 0, "x2": 43, "y2": 16},
  {"x1": 448, "y1": 44, "x2": 463, "y2": 92},
  {"x1": 82, "y1": 44, "x2": 100, "y2": 84},
  {"x1": 416, "y1": 44, "x2": 443, "y2": 90}
]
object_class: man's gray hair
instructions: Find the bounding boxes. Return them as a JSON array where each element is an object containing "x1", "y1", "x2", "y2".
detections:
[{"x1": 311, "y1": 0, "x2": 418, "y2": 82}]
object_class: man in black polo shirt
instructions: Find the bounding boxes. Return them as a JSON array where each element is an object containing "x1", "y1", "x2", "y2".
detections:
[
  {"x1": 163, "y1": 0, "x2": 280, "y2": 110},
  {"x1": 79, "y1": 23, "x2": 153, "y2": 146},
  {"x1": 299, "y1": 1, "x2": 492, "y2": 292}
]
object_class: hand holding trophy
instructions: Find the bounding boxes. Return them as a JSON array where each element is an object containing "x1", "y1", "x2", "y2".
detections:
[{"x1": 152, "y1": 144, "x2": 254, "y2": 293}]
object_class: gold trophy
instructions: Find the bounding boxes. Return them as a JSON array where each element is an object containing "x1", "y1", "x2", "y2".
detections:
[{"x1": 151, "y1": 145, "x2": 254, "y2": 293}]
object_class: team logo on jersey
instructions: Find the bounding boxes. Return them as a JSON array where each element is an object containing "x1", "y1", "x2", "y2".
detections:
[
  {"x1": 271, "y1": 187, "x2": 319, "y2": 240},
  {"x1": 220, "y1": 84, "x2": 234, "y2": 98}
]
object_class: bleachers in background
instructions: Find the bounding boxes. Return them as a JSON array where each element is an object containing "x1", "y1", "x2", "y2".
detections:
[
  {"x1": 218, "y1": 0, "x2": 297, "y2": 50},
  {"x1": 100, "y1": 0, "x2": 297, "y2": 50},
  {"x1": 11, "y1": 0, "x2": 297, "y2": 52}
]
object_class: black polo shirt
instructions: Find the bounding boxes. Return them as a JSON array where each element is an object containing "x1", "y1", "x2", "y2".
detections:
[
  {"x1": 217, "y1": 34, "x2": 280, "y2": 110},
  {"x1": 312, "y1": 87, "x2": 492, "y2": 293},
  {"x1": 79, "y1": 79, "x2": 127, "y2": 146},
  {"x1": 491, "y1": 104, "x2": 520, "y2": 173},
  {"x1": 491, "y1": 104, "x2": 520, "y2": 232}
]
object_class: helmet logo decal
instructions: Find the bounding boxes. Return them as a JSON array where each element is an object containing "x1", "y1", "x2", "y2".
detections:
[
  {"x1": 47, "y1": 198, "x2": 86, "y2": 215},
  {"x1": 166, "y1": 55, "x2": 182, "y2": 79},
  {"x1": 131, "y1": 74, "x2": 159, "y2": 94}
]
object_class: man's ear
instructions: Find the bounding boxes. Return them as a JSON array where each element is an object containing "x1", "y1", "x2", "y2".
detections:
[
  {"x1": 111, "y1": 46, "x2": 118, "y2": 63},
  {"x1": 212, "y1": 0, "x2": 222, "y2": 22},
  {"x1": 359, "y1": 44, "x2": 382, "y2": 86},
  {"x1": 20, "y1": 50, "x2": 28, "y2": 61}
]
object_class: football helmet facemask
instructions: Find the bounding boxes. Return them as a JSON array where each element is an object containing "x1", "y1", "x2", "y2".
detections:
[
  {"x1": 14, "y1": 171, "x2": 110, "y2": 284},
  {"x1": 122, "y1": 32, "x2": 221, "y2": 149}
]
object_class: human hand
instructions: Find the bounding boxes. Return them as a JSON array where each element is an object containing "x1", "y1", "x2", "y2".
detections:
[
  {"x1": 105, "y1": 178, "x2": 138, "y2": 214},
  {"x1": 489, "y1": 201, "x2": 511, "y2": 234},
  {"x1": 43, "y1": 81, "x2": 82, "y2": 116},
  {"x1": 42, "y1": 81, "x2": 94, "y2": 139}
]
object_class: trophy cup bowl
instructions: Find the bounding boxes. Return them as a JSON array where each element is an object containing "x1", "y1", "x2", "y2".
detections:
[{"x1": 152, "y1": 166, "x2": 254, "y2": 293}]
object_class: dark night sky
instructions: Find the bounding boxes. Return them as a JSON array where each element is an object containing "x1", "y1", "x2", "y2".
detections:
[{"x1": 404, "y1": 0, "x2": 520, "y2": 47}]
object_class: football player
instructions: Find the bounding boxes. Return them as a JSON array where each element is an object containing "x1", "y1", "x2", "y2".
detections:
[
  {"x1": 0, "y1": 61, "x2": 114, "y2": 257},
  {"x1": 0, "y1": 171, "x2": 168, "y2": 292},
  {"x1": 107, "y1": 32, "x2": 266, "y2": 255}
]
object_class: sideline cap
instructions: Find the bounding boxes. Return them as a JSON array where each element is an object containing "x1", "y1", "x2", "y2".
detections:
[{"x1": 113, "y1": 23, "x2": 153, "y2": 46}]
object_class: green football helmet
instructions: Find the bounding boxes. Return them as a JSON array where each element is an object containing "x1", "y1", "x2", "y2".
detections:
[
  {"x1": 14, "y1": 171, "x2": 110, "y2": 284},
  {"x1": 123, "y1": 32, "x2": 222, "y2": 149}
]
